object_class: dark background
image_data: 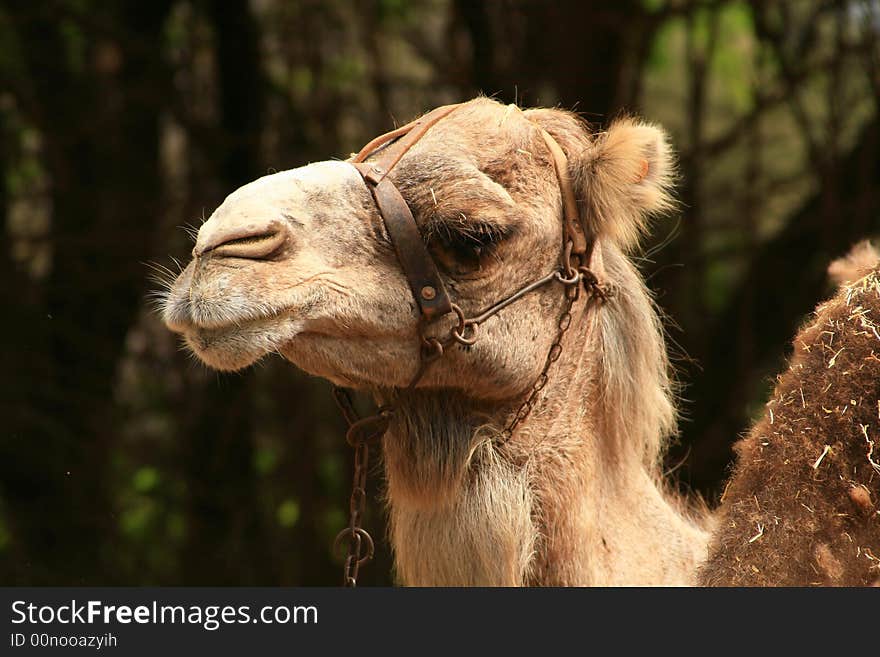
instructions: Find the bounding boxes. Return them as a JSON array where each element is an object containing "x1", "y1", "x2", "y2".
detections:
[{"x1": 1, "y1": 0, "x2": 878, "y2": 586}]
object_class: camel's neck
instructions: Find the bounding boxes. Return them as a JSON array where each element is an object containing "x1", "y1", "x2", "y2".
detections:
[{"x1": 380, "y1": 251, "x2": 709, "y2": 586}]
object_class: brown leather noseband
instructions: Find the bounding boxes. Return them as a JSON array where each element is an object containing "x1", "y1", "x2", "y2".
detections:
[{"x1": 350, "y1": 104, "x2": 460, "y2": 323}]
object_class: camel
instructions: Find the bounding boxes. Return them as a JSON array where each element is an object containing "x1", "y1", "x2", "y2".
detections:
[
  {"x1": 161, "y1": 97, "x2": 879, "y2": 585},
  {"x1": 699, "y1": 243, "x2": 880, "y2": 586},
  {"x1": 162, "y1": 97, "x2": 708, "y2": 585}
]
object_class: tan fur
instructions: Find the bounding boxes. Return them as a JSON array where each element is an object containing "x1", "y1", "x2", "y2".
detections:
[
  {"x1": 388, "y1": 439, "x2": 537, "y2": 586},
  {"x1": 162, "y1": 98, "x2": 709, "y2": 585},
  {"x1": 699, "y1": 253, "x2": 880, "y2": 586}
]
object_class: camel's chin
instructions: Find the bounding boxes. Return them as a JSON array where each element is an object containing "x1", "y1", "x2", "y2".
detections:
[
  {"x1": 186, "y1": 336, "x2": 266, "y2": 372},
  {"x1": 182, "y1": 331, "x2": 269, "y2": 372},
  {"x1": 276, "y1": 336, "x2": 365, "y2": 386},
  {"x1": 278, "y1": 333, "x2": 419, "y2": 390}
]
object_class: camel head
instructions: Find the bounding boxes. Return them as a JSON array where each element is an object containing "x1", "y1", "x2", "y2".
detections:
[{"x1": 163, "y1": 98, "x2": 674, "y2": 400}]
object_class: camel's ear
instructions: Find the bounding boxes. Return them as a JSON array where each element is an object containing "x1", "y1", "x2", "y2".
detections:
[{"x1": 573, "y1": 118, "x2": 676, "y2": 250}]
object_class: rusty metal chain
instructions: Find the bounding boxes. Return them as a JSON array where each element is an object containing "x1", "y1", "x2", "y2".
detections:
[
  {"x1": 330, "y1": 241, "x2": 611, "y2": 585},
  {"x1": 332, "y1": 387, "x2": 391, "y2": 587},
  {"x1": 497, "y1": 254, "x2": 612, "y2": 442},
  {"x1": 497, "y1": 276, "x2": 580, "y2": 444}
]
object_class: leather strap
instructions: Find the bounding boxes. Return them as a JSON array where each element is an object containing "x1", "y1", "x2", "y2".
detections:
[
  {"x1": 352, "y1": 104, "x2": 462, "y2": 183},
  {"x1": 352, "y1": 162, "x2": 452, "y2": 321},
  {"x1": 350, "y1": 104, "x2": 462, "y2": 323},
  {"x1": 536, "y1": 128, "x2": 589, "y2": 258}
]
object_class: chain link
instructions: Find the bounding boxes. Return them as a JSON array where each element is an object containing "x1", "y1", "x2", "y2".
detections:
[
  {"x1": 332, "y1": 387, "x2": 390, "y2": 587},
  {"x1": 443, "y1": 242, "x2": 612, "y2": 444},
  {"x1": 496, "y1": 274, "x2": 581, "y2": 443},
  {"x1": 330, "y1": 242, "x2": 612, "y2": 585}
]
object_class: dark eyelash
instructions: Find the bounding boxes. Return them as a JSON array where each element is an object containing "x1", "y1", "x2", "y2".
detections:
[{"x1": 429, "y1": 218, "x2": 510, "y2": 246}]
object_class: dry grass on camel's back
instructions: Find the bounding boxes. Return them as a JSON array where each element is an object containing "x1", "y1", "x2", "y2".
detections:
[{"x1": 700, "y1": 242, "x2": 880, "y2": 586}]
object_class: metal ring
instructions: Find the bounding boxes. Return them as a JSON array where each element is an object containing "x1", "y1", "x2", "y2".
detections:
[
  {"x1": 447, "y1": 302, "x2": 477, "y2": 345},
  {"x1": 555, "y1": 269, "x2": 580, "y2": 286},
  {"x1": 451, "y1": 303, "x2": 467, "y2": 334},
  {"x1": 451, "y1": 322, "x2": 479, "y2": 346},
  {"x1": 333, "y1": 527, "x2": 375, "y2": 566}
]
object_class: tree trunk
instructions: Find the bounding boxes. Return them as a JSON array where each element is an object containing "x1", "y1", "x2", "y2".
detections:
[{"x1": 454, "y1": 0, "x2": 636, "y2": 119}]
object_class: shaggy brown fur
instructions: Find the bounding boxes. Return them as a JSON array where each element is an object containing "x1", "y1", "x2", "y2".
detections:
[{"x1": 700, "y1": 245, "x2": 880, "y2": 586}]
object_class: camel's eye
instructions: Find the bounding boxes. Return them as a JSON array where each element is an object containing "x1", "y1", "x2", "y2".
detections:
[{"x1": 429, "y1": 219, "x2": 509, "y2": 275}]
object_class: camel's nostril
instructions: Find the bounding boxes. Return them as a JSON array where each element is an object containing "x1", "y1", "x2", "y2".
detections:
[{"x1": 195, "y1": 224, "x2": 289, "y2": 260}]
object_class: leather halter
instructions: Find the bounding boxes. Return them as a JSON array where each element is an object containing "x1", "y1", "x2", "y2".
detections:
[
  {"x1": 348, "y1": 103, "x2": 603, "y2": 384},
  {"x1": 334, "y1": 103, "x2": 609, "y2": 586}
]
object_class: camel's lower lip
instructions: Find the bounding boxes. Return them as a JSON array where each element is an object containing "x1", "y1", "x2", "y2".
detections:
[
  {"x1": 163, "y1": 299, "x2": 293, "y2": 335},
  {"x1": 175, "y1": 313, "x2": 308, "y2": 372}
]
